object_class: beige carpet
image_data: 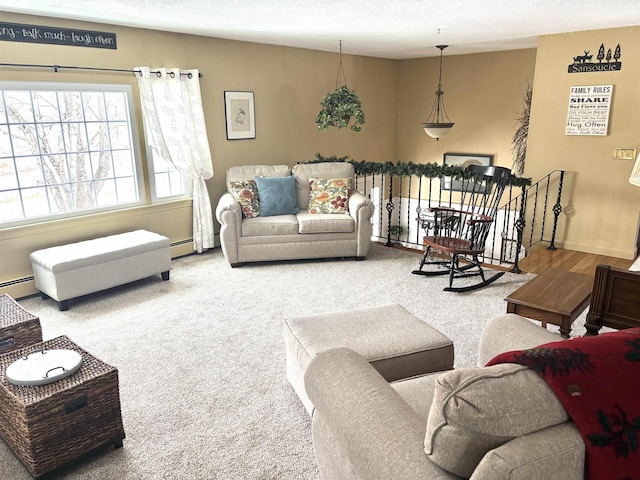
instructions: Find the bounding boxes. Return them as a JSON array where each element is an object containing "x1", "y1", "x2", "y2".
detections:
[{"x1": 1, "y1": 244, "x2": 561, "y2": 479}]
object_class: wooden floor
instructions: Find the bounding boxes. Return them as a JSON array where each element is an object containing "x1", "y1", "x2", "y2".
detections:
[
  {"x1": 389, "y1": 241, "x2": 635, "y2": 277},
  {"x1": 514, "y1": 245, "x2": 634, "y2": 276}
]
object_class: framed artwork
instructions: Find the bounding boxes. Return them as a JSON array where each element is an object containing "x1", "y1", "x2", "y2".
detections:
[
  {"x1": 224, "y1": 91, "x2": 255, "y2": 140},
  {"x1": 442, "y1": 153, "x2": 494, "y2": 192}
]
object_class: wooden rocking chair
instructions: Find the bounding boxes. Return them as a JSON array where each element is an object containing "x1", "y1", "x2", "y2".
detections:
[{"x1": 412, "y1": 165, "x2": 512, "y2": 292}]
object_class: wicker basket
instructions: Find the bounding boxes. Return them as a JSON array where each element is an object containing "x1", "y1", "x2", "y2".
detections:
[
  {"x1": 0, "y1": 294, "x2": 42, "y2": 353},
  {"x1": 0, "y1": 335, "x2": 125, "y2": 478}
]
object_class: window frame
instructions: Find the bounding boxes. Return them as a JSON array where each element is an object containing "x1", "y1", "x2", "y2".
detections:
[
  {"x1": 143, "y1": 140, "x2": 192, "y2": 203},
  {"x1": 0, "y1": 81, "x2": 146, "y2": 228}
]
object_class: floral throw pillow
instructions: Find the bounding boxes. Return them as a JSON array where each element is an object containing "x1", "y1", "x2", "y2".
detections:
[
  {"x1": 308, "y1": 177, "x2": 352, "y2": 214},
  {"x1": 228, "y1": 180, "x2": 260, "y2": 218}
]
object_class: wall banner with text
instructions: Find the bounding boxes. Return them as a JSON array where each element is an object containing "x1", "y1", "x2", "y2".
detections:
[
  {"x1": 0, "y1": 22, "x2": 117, "y2": 50},
  {"x1": 565, "y1": 85, "x2": 613, "y2": 136}
]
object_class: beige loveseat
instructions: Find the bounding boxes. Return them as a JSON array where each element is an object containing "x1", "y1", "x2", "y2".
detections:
[
  {"x1": 305, "y1": 314, "x2": 585, "y2": 479},
  {"x1": 215, "y1": 162, "x2": 374, "y2": 267}
]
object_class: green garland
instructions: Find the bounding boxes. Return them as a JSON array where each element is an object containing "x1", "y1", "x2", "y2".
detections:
[{"x1": 305, "y1": 154, "x2": 532, "y2": 188}]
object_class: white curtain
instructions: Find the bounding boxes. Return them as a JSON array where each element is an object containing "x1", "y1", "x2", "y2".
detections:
[{"x1": 136, "y1": 66, "x2": 214, "y2": 253}]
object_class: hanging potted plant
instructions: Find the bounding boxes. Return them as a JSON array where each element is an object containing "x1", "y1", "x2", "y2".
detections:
[
  {"x1": 316, "y1": 85, "x2": 366, "y2": 132},
  {"x1": 316, "y1": 41, "x2": 366, "y2": 133}
]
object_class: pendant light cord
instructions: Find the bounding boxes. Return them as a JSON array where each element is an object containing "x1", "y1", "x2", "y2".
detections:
[{"x1": 437, "y1": 47, "x2": 444, "y2": 91}]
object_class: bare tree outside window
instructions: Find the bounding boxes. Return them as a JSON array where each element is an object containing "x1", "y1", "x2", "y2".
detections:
[{"x1": 0, "y1": 84, "x2": 141, "y2": 225}]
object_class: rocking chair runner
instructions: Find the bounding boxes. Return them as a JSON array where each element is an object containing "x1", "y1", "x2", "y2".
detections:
[{"x1": 412, "y1": 165, "x2": 512, "y2": 292}]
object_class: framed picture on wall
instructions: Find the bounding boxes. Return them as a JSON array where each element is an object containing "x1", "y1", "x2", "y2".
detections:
[
  {"x1": 442, "y1": 153, "x2": 494, "y2": 192},
  {"x1": 224, "y1": 91, "x2": 256, "y2": 140}
]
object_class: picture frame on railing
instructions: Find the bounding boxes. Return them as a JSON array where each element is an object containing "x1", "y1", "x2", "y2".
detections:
[
  {"x1": 224, "y1": 91, "x2": 256, "y2": 140},
  {"x1": 442, "y1": 153, "x2": 494, "y2": 192}
]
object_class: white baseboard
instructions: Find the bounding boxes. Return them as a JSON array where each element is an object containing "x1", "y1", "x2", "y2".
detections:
[
  {"x1": 559, "y1": 240, "x2": 636, "y2": 261},
  {"x1": 0, "y1": 279, "x2": 37, "y2": 301}
]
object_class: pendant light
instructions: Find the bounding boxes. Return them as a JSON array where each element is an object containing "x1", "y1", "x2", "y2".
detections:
[{"x1": 422, "y1": 45, "x2": 454, "y2": 140}]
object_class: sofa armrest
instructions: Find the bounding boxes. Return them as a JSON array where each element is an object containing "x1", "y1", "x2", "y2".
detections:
[
  {"x1": 215, "y1": 192, "x2": 242, "y2": 265},
  {"x1": 349, "y1": 192, "x2": 374, "y2": 257},
  {"x1": 305, "y1": 347, "x2": 458, "y2": 480},
  {"x1": 215, "y1": 192, "x2": 241, "y2": 223},
  {"x1": 470, "y1": 423, "x2": 584, "y2": 480},
  {"x1": 348, "y1": 191, "x2": 373, "y2": 220},
  {"x1": 477, "y1": 314, "x2": 562, "y2": 366}
]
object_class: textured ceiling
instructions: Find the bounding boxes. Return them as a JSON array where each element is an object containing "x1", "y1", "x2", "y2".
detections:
[{"x1": 0, "y1": 0, "x2": 639, "y2": 59}]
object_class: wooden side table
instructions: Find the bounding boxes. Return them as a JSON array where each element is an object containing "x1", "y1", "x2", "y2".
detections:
[{"x1": 505, "y1": 269, "x2": 593, "y2": 338}]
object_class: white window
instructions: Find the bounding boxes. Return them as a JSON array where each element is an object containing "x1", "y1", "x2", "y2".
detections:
[
  {"x1": 0, "y1": 82, "x2": 145, "y2": 226},
  {"x1": 146, "y1": 147, "x2": 190, "y2": 201}
]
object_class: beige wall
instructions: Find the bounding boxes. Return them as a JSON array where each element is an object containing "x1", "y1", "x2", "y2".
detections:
[
  {"x1": 396, "y1": 48, "x2": 537, "y2": 207},
  {"x1": 397, "y1": 48, "x2": 537, "y2": 170},
  {"x1": 185, "y1": 36, "x2": 399, "y2": 202},
  {"x1": 527, "y1": 26, "x2": 640, "y2": 259},
  {"x1": 0, "y1": 13, "x2": 398, "y2": 296}
]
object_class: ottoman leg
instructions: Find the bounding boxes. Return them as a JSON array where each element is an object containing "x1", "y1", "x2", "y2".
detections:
[
  {"x1": 161, "y1": 271, "x2": 170, "y2": 281},
  {"x1": 58, "y1": 300, "x2": 70, "y2": 311}
]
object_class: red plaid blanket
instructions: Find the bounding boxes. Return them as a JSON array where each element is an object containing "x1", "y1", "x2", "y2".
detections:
[{"x1": 487, "y1": 328, "x2": 640, "y2": 480}]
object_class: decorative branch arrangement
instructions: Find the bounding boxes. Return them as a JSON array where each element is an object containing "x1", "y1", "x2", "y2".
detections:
[{"x1": 511, "y1": 83, "x2": 532, "y2": 177}]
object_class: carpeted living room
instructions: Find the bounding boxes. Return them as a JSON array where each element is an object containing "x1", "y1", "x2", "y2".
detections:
[
  {"x1": 1, "y1": 2, "x2": 640, "y2": 479},
  {"x1": 0, "y1": 244, "x2": 535, "y2": 479}
]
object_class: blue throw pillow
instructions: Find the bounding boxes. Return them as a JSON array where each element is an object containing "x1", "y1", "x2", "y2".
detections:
[{"x1": 253, "y1": 175, "x2": 299, "y2": 217}]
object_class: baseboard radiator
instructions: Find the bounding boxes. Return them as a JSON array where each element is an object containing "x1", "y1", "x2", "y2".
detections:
[
  {"x1": 171, "y1": 238, "x2": 194, "y2": 248},
  {"x1": 0, "y1": 276, "x2": 35, "y2": 290}
]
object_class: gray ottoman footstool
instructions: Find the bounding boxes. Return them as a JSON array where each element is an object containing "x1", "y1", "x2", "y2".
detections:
[{"x1": 283, "y1": 303, "x2": 454, "y2": 414}]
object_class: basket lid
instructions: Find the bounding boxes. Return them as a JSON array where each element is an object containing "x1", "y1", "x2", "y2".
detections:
[{"x1": 5, "y1": 349, "x2": 82, "y2": 386}]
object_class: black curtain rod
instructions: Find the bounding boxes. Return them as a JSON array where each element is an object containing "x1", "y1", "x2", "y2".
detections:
[{"x1": 0, "y1": 63, "x2": 204, "y2": 78}]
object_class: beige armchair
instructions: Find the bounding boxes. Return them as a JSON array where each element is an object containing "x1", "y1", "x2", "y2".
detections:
[{"x1": 305, "y1": 314, "x2": 585, "y2": 480}]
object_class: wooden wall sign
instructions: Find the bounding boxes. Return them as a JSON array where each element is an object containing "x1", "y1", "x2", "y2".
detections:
[
  {"x1": 568, "y1": 43, "x2": 621, "y2": 73},
  {"x1": 0, "y1": 21, "x2": 117, "y2": 50},
  {"x1": 565, "y1": 85, "x2": 613, "y2": 136}
]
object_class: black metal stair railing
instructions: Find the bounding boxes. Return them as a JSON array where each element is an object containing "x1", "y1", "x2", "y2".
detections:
[
  {"x1": 500, "y1": 170, "x2": 566, "y2": 267},
  {"x1": 354, "y1": 168, "x2": 565, "y2": 272}
]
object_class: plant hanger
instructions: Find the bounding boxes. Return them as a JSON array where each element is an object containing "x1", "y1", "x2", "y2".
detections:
[
  {"x1": 335, "y1": 40, "x2": 347, "y2": 88},
  {"x1": 316, "y1": 41, "x2": 366, "y2": 133}
]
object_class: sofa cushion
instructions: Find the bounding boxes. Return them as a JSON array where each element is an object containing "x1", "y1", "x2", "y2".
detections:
[
  {"x1": 391, "y1": 373, "x2": 441, "y2": 424},
  {"x1": 226, "y1": 164, "x2": 291, "y2": 184},
  {"x1": 227, "y1": 180, "x2": 260, "y2": 218},
  {"x1": 424, "y1": 363, "x2": 569, "y2": 478},
  {"x1": 296, "y1": 212, "x2": 354, "y2": 234},
  {"x1": 292, "y1": 162, "x2": 355, "y2": 210},
  {"x1": 254, "y1": 175, "x2": 299, "y2": 217},
  {"x1": 470, "y1": 423, "x2": 584, "y2": 480},
  {"x1": 241, "y1": 215, "x2": 299, "y2": 236},
  {"x1": 308, "y1": 177, "x2": 352, "y2": 214}
]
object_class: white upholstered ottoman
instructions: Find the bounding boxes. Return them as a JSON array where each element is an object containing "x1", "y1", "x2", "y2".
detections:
[
  {"x1": 283, "y1": 303, "x2": 454, "y2": 414},
  {"x1": 30, "y1": 230, "x2": 171, "y2": 311}
]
